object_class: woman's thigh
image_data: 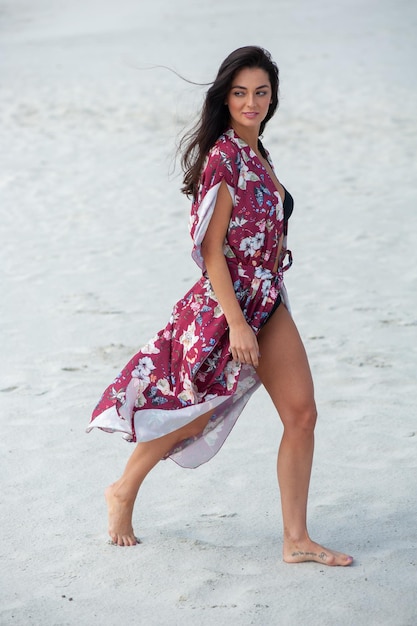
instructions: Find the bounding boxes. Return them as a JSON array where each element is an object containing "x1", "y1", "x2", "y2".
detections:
[{"x1": 256, "y1": 305, "x2": 316, "y2": 426}]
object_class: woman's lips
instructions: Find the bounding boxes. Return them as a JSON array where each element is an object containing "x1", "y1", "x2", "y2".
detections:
[{"x1": 242, "y1": 112, "x2": 258, "y2": 119}]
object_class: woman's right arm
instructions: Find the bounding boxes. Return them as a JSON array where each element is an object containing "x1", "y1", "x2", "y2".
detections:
[{"x1": 201, "y1": 180, "x2": 260, "y2": 368}]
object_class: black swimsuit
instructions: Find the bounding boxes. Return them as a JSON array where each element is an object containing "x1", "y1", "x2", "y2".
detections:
[{"x1": 283, "y1": 187, "x2": 294, "y2": 222}]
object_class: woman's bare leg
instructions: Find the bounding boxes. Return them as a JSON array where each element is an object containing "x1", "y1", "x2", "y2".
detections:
[
  {"x1": 256, "y1": 305, "x2": 353, "y2": 566},
  {"x1": 105, "y1": 410, "x2": 213, "y2": 546}
]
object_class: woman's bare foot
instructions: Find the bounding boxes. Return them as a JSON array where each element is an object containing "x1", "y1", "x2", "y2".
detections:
[
  {"x1": 105, "y1": 484, "x2": 138, "y2": 546},
  {"x1": 283, "y1": 537, "x2": 353, "y2": 566}
]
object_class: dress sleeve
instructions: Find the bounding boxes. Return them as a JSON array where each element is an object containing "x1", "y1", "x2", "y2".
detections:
[{"x1": 189, "y1": 138, "x2": 239, "y2": 271}]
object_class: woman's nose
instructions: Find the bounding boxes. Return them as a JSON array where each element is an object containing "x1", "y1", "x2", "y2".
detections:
[{"x1": 246, "y1": 94, "x2": 255, "y2": 107}]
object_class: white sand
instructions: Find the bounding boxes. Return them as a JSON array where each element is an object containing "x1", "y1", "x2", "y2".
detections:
[{"x1": 1, "y1": 0, "x2": 417, "y2": 624}]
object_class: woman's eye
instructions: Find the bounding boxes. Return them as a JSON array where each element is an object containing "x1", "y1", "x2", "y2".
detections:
[{"x1": 231, "y1": 90, "x2": 269, "y2": 97}]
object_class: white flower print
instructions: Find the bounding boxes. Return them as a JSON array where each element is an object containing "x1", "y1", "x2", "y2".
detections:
[
  {"x1": 256, "y1": 219, "x2": 266, "y2": 233},
  {"x1": 131, "y1": 376, "x2": 148, "y2": 393},
  {"x1": 203, "y1": 279, "x2": 218, "y2": 302},
  {"x1": 228, "y1": 131, "x2": 249, "y2": 151},
  {"x1": 156, "y1": 378, "x2": 174, "y2": 396},
  {"x1": 131, "y1": 376, "x2": 149, "y2": 408},
  {"x1": 233, "y1": 367, "x2": 257, "y2": 395},
  {"x1": 254, "y1": 266, "x2": 273, "y2": 280},
  {"x1": 261, "y1": 278, "x2": 272, "y2": 302},
  {"x1": 204, "y1": 425, "x2": 222, "y2": 448},
  {"x1": 265, "y1": 219, "x2": 275, "y2": 233},
  {"x1": 239, "y1": 237, "x2": 256, "y2": 257},
  {"x1": 131, "y1": 356, "x2": 155, "y2": 383},
  {"x1": 274, "y1": 192, "x2": 284, "y2": 220},
  {"x1": 224, "y1": 359, "x2": 241, "y2": 391},
  {"x1": 178, "y1": 372, "x2": 198, "y2": 404},
  {"x1": 179, "y1": 320, "x2": 199, "y2": 353},
  {"x1": 141, "y1": 337, "x2": 160, "y2": 355},
  {"x1": 163, "y1": 328, "x2": 172, "y2": 341},
  {"x1": 254, "y1": 232, "x2": 265, "y2": 249},
  {"x1": 239, "y1": 232, "x2": 265, "y2": 257},
  {"x1": 110, "y1": 387, "x2": 126, "y2": 404},
  {"x1": 229, "y1": 215, "x2": 248, "y2": 229},
  {"x1": 238, "y1": 161, "x2": 260, "y2": 190},
  {"x1": 134, "y1": 393, "x2": 146, "y2": 408}
]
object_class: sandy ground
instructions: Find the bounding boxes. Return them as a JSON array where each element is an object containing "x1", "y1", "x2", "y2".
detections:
[{"x1": 1, "y1": 0, "x2": 417, "y2": 624}]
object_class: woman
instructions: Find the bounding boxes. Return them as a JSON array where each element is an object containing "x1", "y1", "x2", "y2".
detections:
[{"x1": 87, "y1": 46, "x2": 353, "y2": 566}]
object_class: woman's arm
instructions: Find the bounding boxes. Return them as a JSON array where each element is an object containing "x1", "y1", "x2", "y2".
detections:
[{"x1": 201, "y1": 180, "x2": 260, "y2": 368}]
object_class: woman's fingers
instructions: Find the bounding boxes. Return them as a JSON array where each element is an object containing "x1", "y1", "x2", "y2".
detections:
[
  {"x1": 229, "y1": 322, "x2": 260, "y2": 367},
  {"x1": 232, "y1": 346, "x2": 260, "y2": 367}
]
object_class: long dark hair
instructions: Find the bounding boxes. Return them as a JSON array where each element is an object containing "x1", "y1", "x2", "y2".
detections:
[{"x1": 179, "y1": 46, "x2": 280, "y2": 197}]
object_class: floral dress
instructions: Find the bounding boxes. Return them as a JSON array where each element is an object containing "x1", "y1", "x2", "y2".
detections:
[{"x1": 87, "y1": 128, "x2": 292, "y2": 468}]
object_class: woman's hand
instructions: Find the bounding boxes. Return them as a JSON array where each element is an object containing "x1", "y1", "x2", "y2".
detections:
[{"x1": 229, "y1": 320, "x2": 260, "y2": 368}]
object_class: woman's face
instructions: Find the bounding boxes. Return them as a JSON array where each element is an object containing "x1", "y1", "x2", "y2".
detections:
[{"x1": 226, "y1": 67, "x2": 272, "y2": 134}]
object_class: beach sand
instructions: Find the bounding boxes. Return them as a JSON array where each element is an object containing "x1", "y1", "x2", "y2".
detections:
[{"x1": 1, "y1": 0, "x2": 417, "y2": 624}]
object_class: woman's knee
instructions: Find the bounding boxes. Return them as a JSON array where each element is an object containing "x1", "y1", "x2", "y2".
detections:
[{"x1": 282, "y1": 402, "x2": 317, "y2": 434}]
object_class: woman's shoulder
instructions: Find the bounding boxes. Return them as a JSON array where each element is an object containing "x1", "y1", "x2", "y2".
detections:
[
  {"x1": 209, "y1": 129, "x2": 241, "y2": 158},
  {"x1": 203, "y1": 130, "x2": 242, "y2": 178},
  {"x1": 198, "y1": 131, "x2": 242, "y2": 191}
]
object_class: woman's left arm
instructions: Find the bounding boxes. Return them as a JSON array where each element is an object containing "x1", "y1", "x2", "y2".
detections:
[{"x1": 201, "y1": 180, "x2": 260, "y2": 368}]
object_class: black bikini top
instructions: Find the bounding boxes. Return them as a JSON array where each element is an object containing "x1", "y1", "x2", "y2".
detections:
[{"x1": 283, "y1": 188, "x2": 294, "y2": 223}]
